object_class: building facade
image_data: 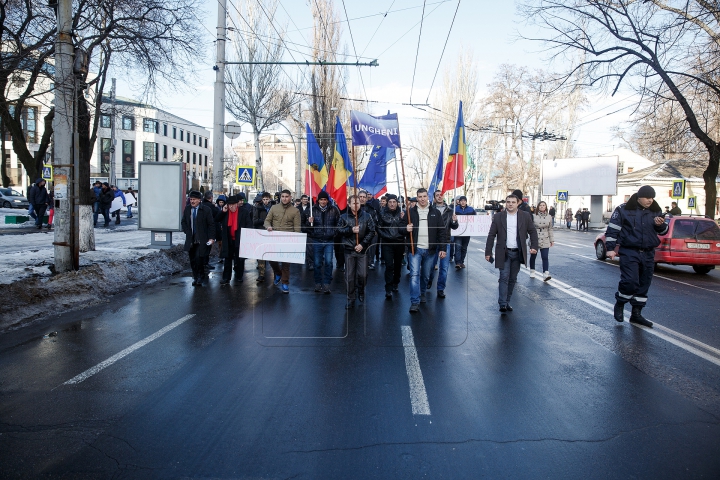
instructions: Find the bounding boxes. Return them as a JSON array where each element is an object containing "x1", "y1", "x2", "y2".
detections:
[
  {"x1": 95, "y1": 97, "x2": 211, "y2": 190},
  {"x1": 232, "y1": 134, "x2": 296, "y2": 196}
]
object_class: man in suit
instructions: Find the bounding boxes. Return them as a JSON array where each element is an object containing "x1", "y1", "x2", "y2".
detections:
[
  {"x1": 216, "y1": 195, "x2": 253, "y2": 285},
  {"x1": 485, "y1": 193, "x2": 539, "y2": 313},
  {"x1": 182, "y1": 190, "x2": 216, "y2": 286}
]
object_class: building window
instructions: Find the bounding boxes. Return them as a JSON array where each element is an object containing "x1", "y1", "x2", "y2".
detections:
[
  {"x1": 100, "y1": 138, "x2": 111, "y2": 174},
  {"x1": 193, "y1": 134, "x2": 197, "y2": 145},
  {"x1": 204, "y1": 138, "x2": 208, "y2": 149},
  {"x1": 204, "y1": 155, "x2": 207, "y2": 167},
  {"x1": 122, "y1": 115, "x2": 134, "y2": 130},
  {"x1": 627, "y1": 167, "x2": 634, "y2": 173},
  {"x1": 617, "y1": 161, "x2": 624, "y2": 174},
  {"x1": 173, "y1": 126, "x2": 177, "y2": 139},
  {"x1": 187, "y1": 133, "x2": 191, "y2": 144},
  {"x1": 163, "y1": 124, "x2": 168, "y2": 136},
  {"x1": 143, "y1": 142, "x2": 157, "y2": 162},
  {"x1": 193, "y1": 152, "x2": 196, "y2": 164},
  {"x1": 173, "y1": 147, "x2": 177, "y2": 155},
  {"x1": 180, "y1": 129, "x2": 184, "y2": 141},
  {"x1": 100, "y1": 114, "x2": 111, "y2": 128},
  {"x1": 143, "y1": 118, "x2": 159, "y2": 133},
  {"x1": 9, "y1": 106, "x2": 38, "y2": 143},
  {"x1": 278, "y1": 170, "x2": 283, "y2": 177},
  {"x1": 279, "y1": 156, "x2": 284, "y2": 164},
  {"x1": 186, "y1": 151, "x2": 190, "y2": 163},
  {"x1": 163, "y1": 144, "x2": 168, "y2": 159},
  {"x1": 122, "y1": 140, "x2": 135, "y2": 177}
]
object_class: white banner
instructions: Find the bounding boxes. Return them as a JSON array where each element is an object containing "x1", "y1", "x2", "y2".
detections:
[
  {"x1": 451, "y1": 215, "x2": 492, "y2": 237},
  {"x1": 238, "y1": 228, "x2": 307, "y2": 264},
  {"x1": 110, "y1": 197, "x2": 123, "y2": 213}
]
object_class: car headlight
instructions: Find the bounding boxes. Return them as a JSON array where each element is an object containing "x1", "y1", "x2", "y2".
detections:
[{"x1": 13, "y1": 199, "x2": 21, "y2": 202}]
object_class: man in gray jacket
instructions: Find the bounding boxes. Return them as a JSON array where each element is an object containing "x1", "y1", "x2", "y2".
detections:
[{"x1": 485, "y1": 193, "x2": 539, "y2": 313}]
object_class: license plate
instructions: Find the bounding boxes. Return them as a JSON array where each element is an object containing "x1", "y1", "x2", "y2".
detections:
[{"x1": 687, "y1": 243, "x2": 710, "y2": 249}]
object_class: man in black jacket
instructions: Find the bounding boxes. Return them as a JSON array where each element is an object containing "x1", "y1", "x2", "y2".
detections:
[
  {"x1": 297, "y1": 194, "x2": 314, "y2": 270},
  {"x1": 337, "y1": 195, "x2": 376, "y2": 309},
  {"x1": 358, "y1": 190, "x2": 379, "y2": 270},
  {"x1": 581, "y1": 208, "x2": 590, "y2": 231},
  {"x1": 512, "y1": 189, "x2": 532, "y2": 216},
  {"x1": 428, "y1": 190, "x2": 459, "y2": 297},
  {"x1": 216, "y1": 195, "x2": 253, "y2": 284},
  {"x1": 95, "y1": 182, "x2": 114, "y2": 227},
  {"x1": 27, "y1": 178, "x2": 50, "y2": 229},
  {"x1": 181, "y1": 191, "x2": 216, "y2": 286},
  {"x1": 307, "y1": 191, "x2": 341, "y2": 293},
  {"x1": 252, "y1": 192, "x2": 273, "y2": 282},
  {"x1": 378, "y1": 194, "x2": 406, "y2": 299},
  {"x1": 404, "y1": 188, "x2": 449, "y2": 313}
]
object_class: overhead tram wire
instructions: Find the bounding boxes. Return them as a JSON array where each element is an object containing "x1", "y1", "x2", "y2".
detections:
[
  {"x1": 425, "y1": 0, "x2": 461, "y2": 104},
  {"x1": 341, "y1": 0, "x2": 369, "y2": 104},
  {"x1": 409, "y1": 0, "x2": 427, "y2": 105},
  {"x1": 311, "y1": 0, "x2": 352, "y2": 104},
  {"x1": 359, "y1": 0, "x2": 397, "y2": 57},
  {"x1": 375, "y1": 1, "x2": 446, "y2": 60}
]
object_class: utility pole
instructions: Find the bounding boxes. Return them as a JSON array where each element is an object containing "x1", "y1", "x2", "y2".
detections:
[
  {"x1": 109, "y1": 78, "x2": 116, "y2": 185},
  {"x1": 295, "y1": 104, "x2": 302, "y2": 197},
  {"x1": 53, "y1": 0, "x2": 76, "y2": 273},
  {"x1": 212, "y1": 0, "x2": 227, "y2": 196}
]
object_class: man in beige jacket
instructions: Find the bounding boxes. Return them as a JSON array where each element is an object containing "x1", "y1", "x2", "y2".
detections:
[{"x1": 264, "y1": 189, "x2": 302, "y2": 293}]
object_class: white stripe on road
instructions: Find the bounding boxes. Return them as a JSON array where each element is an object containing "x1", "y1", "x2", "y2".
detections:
[
  {"x1": 553, "y1": 242, "x2": 583, "y2": 249},
  {"x1": 401, "y1": 326, "x2": 431, "y2": 416},
  {"x1": 63, "y1": 314, "x2": 196, "y2": 385},
  {"x1": 518, "y1": 269, "x2": 720, "y2": 367}
]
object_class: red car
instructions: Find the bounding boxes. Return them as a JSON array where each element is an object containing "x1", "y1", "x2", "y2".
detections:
[{"x1": 594, "y1": 216, "x2": 720, "y2": 274}]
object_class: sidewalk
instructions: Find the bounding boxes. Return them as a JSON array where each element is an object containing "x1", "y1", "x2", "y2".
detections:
[{"x1": 0, "y1": 214, "x2": 189, "y2": 331}]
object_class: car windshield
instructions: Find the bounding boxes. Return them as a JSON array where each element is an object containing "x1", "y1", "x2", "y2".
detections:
[
  {"x1": 672, "y1": 219, "x2": 720, "y2": 240},
  {"x1": 10, "y1": 190, "x2": 22, "y2": 196}
]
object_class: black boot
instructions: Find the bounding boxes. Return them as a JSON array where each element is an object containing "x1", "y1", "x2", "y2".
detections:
[
  {"x1": 630, "y1": 305, "x2": 653, "y2": 328},
  {"x1": 613, "y1": 301, "x2": 625, "y2": 322}
]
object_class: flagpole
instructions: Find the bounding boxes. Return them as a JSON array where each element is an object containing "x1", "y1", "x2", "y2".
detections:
[
  {"x1": 398, "y1": 146, "x2": 414, "y2": 255},
  {"x1": 351, "y1": 143, "x2": 359, "y2": 246}
]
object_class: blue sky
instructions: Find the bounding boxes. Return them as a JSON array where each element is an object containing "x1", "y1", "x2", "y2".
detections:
[{"x1": 112, "y1": 0, "x2": 637, "y2": 157}]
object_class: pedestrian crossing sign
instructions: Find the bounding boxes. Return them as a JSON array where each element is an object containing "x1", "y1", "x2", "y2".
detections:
[
  {"x1": 688, "y1": 196, "x2": 696, "y2": 209},
  {"x1": 556, "y1": 190, "x2": 568, "y2": 202},
  {"x1": 235, "y1": 166, "x2": 256, "y2": 186},
  {"x1": 671, "y1": 180, "x2": 686, "y2": 199},
  {"x1": 42, "y1": 164, "x2": 53, "y2": 181}
]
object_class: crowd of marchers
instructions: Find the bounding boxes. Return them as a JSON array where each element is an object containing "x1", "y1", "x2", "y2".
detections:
[{"x1": 180, "y1": 183, "x2": 666, "y2": 327}]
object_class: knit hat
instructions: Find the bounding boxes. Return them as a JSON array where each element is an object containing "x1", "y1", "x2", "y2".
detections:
[
  {"x1": 237, "y1": 192, "x2": 246, "y2": 200},
  {"x1": 226, "y1": 195, "x2": 239, "y2": 204},
  {"x1": 385, "y1": 194, "x2": 398, "y2": 201},
  {"x1": 637, "y1": 185, "x2": 656, "y2": 198},
  {"x1": 216, "y1": 194, "x2": 227, "y2": 204},
  {"x1": 409, "y1": 197, "x2": 417, "y2": 202},
  {"x1": 317, "y1": 191, "x2": 330, "y2": 200},
  {"x1": 189, "y1": 191, "x2": 202, "y2": 199},
  {"x1": 457, "y1": 195, "x2": 467, "y2": 202},
  {"x1": 512, "y1": 189, "x2": 523, "y2": 200}
]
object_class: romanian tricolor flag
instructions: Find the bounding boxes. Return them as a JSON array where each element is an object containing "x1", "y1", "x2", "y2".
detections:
[
  {"x1": 326, "y1": 117, "x2": 354, "y2": 210},
  {"x1": 441, "y1": 101, "x2": 467, "y2": 194},
  {"x1": 304, "y1": 123, "x2": 327, "y2": 198}
]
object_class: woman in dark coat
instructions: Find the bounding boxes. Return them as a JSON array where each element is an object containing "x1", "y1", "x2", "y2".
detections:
[{"x1": 216, "y1": 195, "x2": 253, "y2": 284}]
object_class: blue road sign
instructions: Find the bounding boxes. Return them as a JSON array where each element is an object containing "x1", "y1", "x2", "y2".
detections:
[
  {"x1": 556, "y1": 190, "x2": 568, "y2": 202},
  {"x1": 236, "y1": 166, "x2": 256, "y2": 186},
  {"x1": 41, "y1": 165, "x2": 53, "y2": 181}
]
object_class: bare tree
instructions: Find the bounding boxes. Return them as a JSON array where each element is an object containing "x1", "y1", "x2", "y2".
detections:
[
  {"x1": 225, "y1": 0, "x2": 300, "y2": 193},
  {"x1": 520, "y1": 0, "x2": 720, "y2": 218}
]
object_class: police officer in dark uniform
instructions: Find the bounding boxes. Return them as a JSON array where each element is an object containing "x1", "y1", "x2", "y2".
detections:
[{"x1": 605, "y1": 185, "x2": 668, "y2": 327}]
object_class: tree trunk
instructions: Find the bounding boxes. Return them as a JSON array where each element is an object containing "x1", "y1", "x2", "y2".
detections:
[
  {"x1": 1, "y1": 121, "x2": 8, "y2": 187},
  {"x1": 254, "y1": 127, "x2": 264, "y2": 192},
  {"x1": 703, "y1": 148, "x2": 720, "y2": 219},
  {"x1": 79, "y1": 205, "x2": 95, "y2": 252},
  {"x1": 77, "y1": 95, "x2": 96, "y2": 250}
]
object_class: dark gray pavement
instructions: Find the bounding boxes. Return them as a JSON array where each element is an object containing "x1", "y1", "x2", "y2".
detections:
[{"x1": 1, "y1": 230, "x2": 719, "y2": 478}]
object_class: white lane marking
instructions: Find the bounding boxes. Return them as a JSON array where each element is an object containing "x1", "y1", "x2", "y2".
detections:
[
  {"x1": 554, "y1": 242, "x2": 582, "y2": 249},
  {"x1": 566, "y1": 253, "x2": 720, "y2": 294},
  {"x1": 63, "y1": 314, "x2": 196, "y2": 385},
  {"x1": 519, "y1": 270, "x2": 720, "y2": 367},
  {"x1": 401, "y1": 326, "x2": 431, "y2": 416}
]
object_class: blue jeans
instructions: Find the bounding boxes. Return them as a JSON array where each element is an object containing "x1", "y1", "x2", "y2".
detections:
[
  {"x1": 127, "y1": 205, "x2": 133, "y2": 217},
  {"x1": 28, "y1": 204, "x2": 36, "y2": 220},
  {"x1": 454, "y1": 236, "x2": 471, "y2": 265},
  {"x1": 529, "y1": 248, "x2": 549, "y2": 272},
  {"x1": 408, "y1": 247, "x2": 434, "y2": 304},
  {"x1": 94, "y1": 207, "x2": 110, "y2": 226},
  {"x1": 429, "y1": 244, "x2": 450, "y2": 291},
  {"x1": 498, "y1": 249, "x2": 522, "y2": 307},
  {"x1": 313, "y1": 240, "x2": 334, "y2": 285}
]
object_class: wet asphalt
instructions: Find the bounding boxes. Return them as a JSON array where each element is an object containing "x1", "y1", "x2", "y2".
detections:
[{"x1": 1, "y1": 228, "x2": 719, "y2": 478}]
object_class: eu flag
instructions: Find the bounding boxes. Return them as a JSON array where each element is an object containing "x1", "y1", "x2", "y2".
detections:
[{"x1": 358, "y1": 145, "x2": 394, "y2": 198}]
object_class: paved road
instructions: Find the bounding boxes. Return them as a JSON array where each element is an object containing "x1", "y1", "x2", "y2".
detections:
[{"x1": 1, "y1": 227, "x2": 719, "y2": 478}]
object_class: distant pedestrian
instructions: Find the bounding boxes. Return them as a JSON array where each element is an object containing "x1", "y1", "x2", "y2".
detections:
[
  {"x1": 606, "y1": 186, "x2": 667, "y2": 328},
  {"x1": 46, "y1": 190, "x2": 54, "y2": 229},
  {"x1": 581, "y1": 208, "x2": 590, "y2": 231},
  {"x1": 111, "y1": 185, "x2": 126, "y2": 225},
  {"x1": 92, "y1": 181, "x2": 102, "y2": 217},
  {"x1": 575, "y1": 209, "x2": 582, "y2": 230},
  {"x1": 337, "y1": 195, "x2": 376, "y2": 309},
  {"x1": 454, "y1": 195, "x2": 476, "y2": 269},
  {"x1": 549, "y1": 205, "x2": 556, "y2": 226},
  {"x1": 565, "y1": 208, "x2": 573, "y2": 229},
  {"x1": 264, "y1": 189, "x2": 301, "y2": 293},
  {"x1": 298, "y1": 194, "x2": 314, "y2": 270},
  {"x1": 95, "y1": 182, "x2": 113, "y2": 227},
  {"x1": 669, "y1": 201, "x2": 682, "y2": 215},
  {"x1": 485, "y1": 193, "x2": 539, "y2": 313},
  {"x1": 378, "y1": 194, "x2": 406, "y2": 299},
  {"x1": 27, "y1": 178, "x2": 49, "y2": 229},
  {"x1": 307, "y1": 191, "x2": 341, "y2": 294},
  {"x1": 181, "y1": 191, "x2": 216, "y2": 286},
  {"x1": 252, "y1": 192, "x2": 273, "y2": 282},
  {"x1": 529, "y1": 201, "x2": 554, "y2": 281},
  {"x1": 216, "y1": 195, "x2": 253, "y2": 284},
  {"x1": 202, "y1": 191, "x2": 219, "y2": 272},
  {"x1": 405, "y1": 188, "x2": 448, "y2": 313},
  {"x1": 359, "y1": 190, "x2": 379, "y2": 270},
  {"x1": 125, "y1": 187, "x2": 136, "y2": 218}
]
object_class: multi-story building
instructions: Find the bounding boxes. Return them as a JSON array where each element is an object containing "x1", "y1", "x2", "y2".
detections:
[
  {"x1": 232, "y1": 134, "x2": 297, "y2": 195},
  {"x1": 95, "y1": 96, "x2": 211, "y2": 190}
]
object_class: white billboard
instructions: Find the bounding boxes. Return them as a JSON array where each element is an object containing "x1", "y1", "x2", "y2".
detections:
[{"x1": 541, "y1": 156, "x2": 618, "y2": 196}]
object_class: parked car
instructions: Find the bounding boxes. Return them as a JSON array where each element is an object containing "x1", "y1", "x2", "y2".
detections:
[
  {"x1": 0, "y1": 188, "x2": 29, "y2": 209},
  {"x1": 595, "y1": 215, "x2": 720, "y2": 274}
]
